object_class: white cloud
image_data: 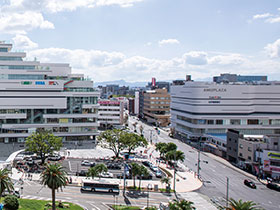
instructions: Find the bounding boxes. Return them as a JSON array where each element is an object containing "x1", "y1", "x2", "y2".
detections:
[
  {"x1": 24, "y1": 46, "x2": 280, "y2": 82},
  {"x1": 2, "y1": 0, "x2": 145, "y2": 13},
  {"x1": 251, "y1": 10, "x2": 280, "y2": 24},
  {"x1": 183, "y1": 51, "x2": 208, "y2": 65},
  {"x1": 265, "y1": 39, "x2": 280, "y2": 58},
  {"x1": 265, "y1": 17, "x2": 280, "y2": 23},
  {"x1": 158, "y1": 39, "x2": 180, "y2": 46},
  {"x1": 253, "y1": 13, "x2": 272, "y2": 19},
  {"x1": 0, "y1": 11, "x2": 54, "y2": 34},
  {"x1": 208, "y1": 54, "x2": 246, "y2": 65},
  {"x1": 12, "y1": 35, "x2": 38, "y2": 49}
]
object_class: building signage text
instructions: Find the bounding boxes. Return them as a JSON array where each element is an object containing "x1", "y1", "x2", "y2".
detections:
[{"x1": 204, "y1": 88, "x2": 226, "y2": 92}]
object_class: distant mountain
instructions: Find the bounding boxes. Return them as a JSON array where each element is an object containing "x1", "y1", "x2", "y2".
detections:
[
  {"x1": 94, "y1": 80, "x2": 148, "y2": 87},
  {"x1": 94, "y1": 77, "x2": 212, "y2": 88}
]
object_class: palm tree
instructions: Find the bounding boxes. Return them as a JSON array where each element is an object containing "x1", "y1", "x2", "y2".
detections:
[
  {"x1": 138, "y1": 165, "x2": 149, "y2": 191},
  {"x1": 41, "y1": 163, "x2": 68, "y2": 210},
  {"x1": 131, "y1": 162, "x2": 140, "y2": 189},
  {"x1": 226, "y1": 198, "x2": 263, "y2": 210},
  {"x1": 0, "y1": 168, "x2": 14, "y2": 199},
  {"x1": 160, "y1": 177, "x2": 171, "y2": 192},
  {"x1": 94, "y1": 164, "x2": 108, "y2": 179},
  {"x1": 168, "y1": 199, "x2": 195, "y2": 210},
  {"x1": 87, "y1": 167, "x2": 98, "y2": 179}
]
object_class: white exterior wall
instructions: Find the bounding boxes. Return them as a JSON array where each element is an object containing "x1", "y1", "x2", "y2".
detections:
[
  {"x1": 171, "y1": 81, "x2": 280, "y2": 137},
  {"x1": 134, "y1": 91, "x2": 139, "y2": 115}
]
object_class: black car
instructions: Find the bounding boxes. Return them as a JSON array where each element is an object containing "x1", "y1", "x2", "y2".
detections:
[
  {"x1": 267, "y1": 182, "x2": 280, "y2": 192},
  {"x1": 244, "y1": 179, "x2": 256, "y2": 189},
  {"x1": 137, "y1": 173, "x2": 153, "y2": 180},
  {"x1": 76, "y1": 170, "x2": 87, "y2": 176},
  {"x1": 142, "y1": 161, "x2": 151, "y2": 167}
]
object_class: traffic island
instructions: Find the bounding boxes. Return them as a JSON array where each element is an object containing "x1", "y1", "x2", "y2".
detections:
[{"x1": 18, "y1": 199, "x2": 83, "y2": 210}]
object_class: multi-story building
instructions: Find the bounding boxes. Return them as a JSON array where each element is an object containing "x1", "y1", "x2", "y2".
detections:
[
  {"x1": 0, "y1": 42, "x2": 99, "y2": 143},
  {"x1": 98, "y1": 99, "x2": 124, "y2": 129},
  {"x1": 213, "y1": 73, "x2": 267, "y2": 83},
  {"x1": 146, "y1": 78, "x2": 170, "y2": 92},
  {"x1": 143, "y1": 88, "x2": 170, "y2": 127},
  {"x1": 171, "y1": 76, "x2": 280, "y2": 140},
  {"x1": 227, "y1": 129, "x2": 280, "y2": 178},
  {"x1": 128, "y1": 98, "x2": 135, "y2": 115}
]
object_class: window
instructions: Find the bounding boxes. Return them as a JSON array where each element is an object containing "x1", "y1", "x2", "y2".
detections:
[
  {"x1": 247, "y1": 119, "x2": 259, "y2": 125},
  {"x1": 216, "y1": 119, "x2": 223, "y2": 125},
  {"x1": 248, "y1": 156, "x2": 251, "y2": 160},
  {"x1": 239, "y1": 144, "x2": 243, "y2": 149},
  {"x1": 230, "y1": 119, "x2": 241, "y2": 125},
  {"x1": 239, "y1": 153, "x2": 243, "y2": 157},
  {"x1": 207, "y1": 120, "x2": 214, "y2": 125},
  {"x1": 248, "y1": 147, "x2": 252, "y2": 152},
  {"x1": 274, "y1": 142, "x2": 278, "y2": 146}
]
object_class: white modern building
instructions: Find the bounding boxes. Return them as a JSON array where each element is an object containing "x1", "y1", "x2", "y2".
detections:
[
  {"x1": 134, "y1": 91, "x2": 139, "y2": 115},
  {"x1": 171, "y1": 78, "x2": 280, "y2": 140},
  {"x1": 0, "y1": 42, "x2": 99, "y2": 143},
  {"x1": 98, "y1": 99, "x2": 124, "y2": 129}
]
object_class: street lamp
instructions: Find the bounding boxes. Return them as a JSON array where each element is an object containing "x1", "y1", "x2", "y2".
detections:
[{"x1": 147, "y1": 184, "x2": 152, "y2": 208}]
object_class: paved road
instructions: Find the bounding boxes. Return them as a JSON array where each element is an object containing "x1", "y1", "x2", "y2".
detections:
[
  {"x1": 129, "y1": 117, "x2": 280, "y2": 210},
  {"x1": 20, "y1": 180, "x2": 175, "y2": 210}
]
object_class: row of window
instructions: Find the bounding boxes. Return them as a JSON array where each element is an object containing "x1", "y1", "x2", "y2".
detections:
[
  {"x1": 0, "y1": 57, "x2": 22, "y2": 61},
  {"x1": 177, "y1": 115, "x2": 280, "y2": 126}
]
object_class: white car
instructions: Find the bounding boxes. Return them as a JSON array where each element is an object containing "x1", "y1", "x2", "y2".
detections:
[
  {"x1": 100, "y1": 172, "x2": 114, "y2": 178},
  {"x1": 81, "y1": 160, "x2": 94, "y2": 166},
  {"x1": 151, "y1": 166, "x2": 159, "y2": 172}
]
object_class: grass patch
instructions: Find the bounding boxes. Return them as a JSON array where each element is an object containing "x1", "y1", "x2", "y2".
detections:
[
  {"x1": 18, "y1": 199, "x2": 83, "y2": 210},
  {"x1": 159, "y1": 188, "x2": 174, "y2": 193},
  {"x1": 112, "y1": 205, "x2": 141, "y2": 210}
]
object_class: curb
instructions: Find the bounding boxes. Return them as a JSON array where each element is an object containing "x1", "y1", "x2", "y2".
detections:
[{"x1": 202, "y1": 152, "x2": 258, "y2": 181}]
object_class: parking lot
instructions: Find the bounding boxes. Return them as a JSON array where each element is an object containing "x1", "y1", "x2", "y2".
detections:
[{"x1": 62, "y1": 158, "x2": 165, "y2": 181}]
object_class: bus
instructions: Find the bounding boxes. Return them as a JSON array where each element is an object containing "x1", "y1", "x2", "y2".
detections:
[{"x1": 81, "y1": 180, "x2": 120, "y2": 194}]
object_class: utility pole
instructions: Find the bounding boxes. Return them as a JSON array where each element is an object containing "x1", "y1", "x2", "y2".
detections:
[
  {"x1": 173, "y1": 151, "x2": 176, "y2": 193},
  {"x1": 197, "y1": 137, "x2": 201, "y2": 177},
  {"x1": 226, "y1": 177, "x2": 229, "y2": 208},
  {"x1": 150, "y1": 130, "x2": 152, "y2": 144}
]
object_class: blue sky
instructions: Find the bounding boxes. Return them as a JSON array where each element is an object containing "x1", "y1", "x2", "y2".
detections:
[{"x1": 1, "y1": 0, "x2": 280, "y2": 82}]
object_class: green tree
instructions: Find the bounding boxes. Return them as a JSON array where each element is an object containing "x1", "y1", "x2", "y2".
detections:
[
  {"x1": 25, "y1": 131, "x2": 62, "y2": 164},
  {"x1": 87, "y1": 167, "x2": 98, "y2": 179},
  {"x1": 168, "y1": 199, "x2": 196, "y2": 210},
  {"x1": 226, "y1": 198, "x2": 263, "y2": 210},
  {"x1": 166, "y1": 150, "x2": 185, "y2": 163},
  {"x1": 40, "y1": 163, "x2": 68, "y2": 210},
  {"x1": 3, "y1": 195, "x2": 19, "y2": 210},
  {"x1": 97, "y1": 129, "x2": 125, "y2": 158},
  {"x1": 155, "y1": 142, "x2": 167, "y2": 158},
  {"x1": 130, "y1": 162, "x2": 141, "y2": 189},
  {"x1": 94, "y1": 164, "x2": 108, "y2": 179},
  {"x1": 138, "y1": 165, "x2": 150, "y2": 191},
  {"x1": 166, "y1": 142, "x2": 177, "y2": 152},
  {"x1": 0, "y1": 168, "x2": 14, "y2": 199},
  {"x1": 160, "y1": 177, "x2": 171, "y2": 192},
  {"x1": 122, "y1": 133, "x2": 148, "y2": 155}
]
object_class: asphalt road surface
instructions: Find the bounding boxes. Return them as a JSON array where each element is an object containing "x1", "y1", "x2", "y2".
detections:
[
  {"x1": 21, "y1": 180, "x2": 175, "y2": 210},
  {"x1": 129, "y1": 117, "x2": 280, "y2": 210}
]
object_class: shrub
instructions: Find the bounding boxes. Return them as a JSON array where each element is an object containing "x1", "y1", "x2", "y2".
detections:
[{"x1": 3, "y1": 195, "x2": 19, "y2": 210}]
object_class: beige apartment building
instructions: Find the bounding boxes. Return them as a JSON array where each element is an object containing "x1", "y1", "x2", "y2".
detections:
[{"x1": 143, "y1": 88, "x2": 170, "y2": 127}]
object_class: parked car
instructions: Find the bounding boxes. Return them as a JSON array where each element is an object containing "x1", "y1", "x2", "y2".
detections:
[
  {"x1": 151, "y1": 166, "x2": 159, "y2": 172},
  {"x1": 155, "y1": 170, "x2": 163, "y2": 178},
  {"x1": 137, "y1": 173, "x2": 153, "y2": 180},
  {"x1": 267, "y1": 182, "x2": 280, "y2": 192},
  {"x1": 2, "y1": 188, "x2": 20, "y2": 198},
  {"x1": 81, "y1": 160, "x2": 94, "y2": 167},
  {"x1": 48, "y1": 155, "x2": 61, "y2": 161},
  {"x1": 244, "y1": 179, "x2": 256, "y2": 189},
  {"x1": 76, "y1": 170, "x2": 87, "y2": 176},
  {"x1": 100, "y1": 172, "x2": 114, "y2": 178},
  {"x1": 107, "y1": 163, "x2": 121, "y2": 170},
  {"x1": 26, "y1": 158, "x2": 35, "y2": 166},
  {"x1": 142, "y1": 161, "x2": 152, "y2": 167},
  {"x1": 117, "y1": 173, "x2": 132, "y2": 179}
]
